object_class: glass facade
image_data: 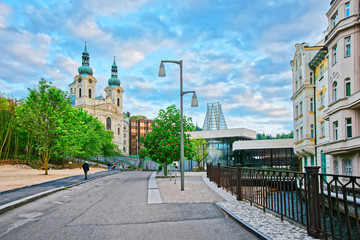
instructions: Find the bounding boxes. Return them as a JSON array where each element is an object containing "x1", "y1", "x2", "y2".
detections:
[
  {"x1": 205, "y1": 137, "x2": 252, "y2": 166},
  {"x1": 234, "y1": 148, "x2": 300, "y2": 170}
]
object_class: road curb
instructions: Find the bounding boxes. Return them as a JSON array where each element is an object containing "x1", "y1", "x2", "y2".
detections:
[
  {"x1": 0, "y1": 171, "x2": 121, "y2": 215},
  {"x1": 216, "y1": 202, "x2": 271, "y2": 240}
]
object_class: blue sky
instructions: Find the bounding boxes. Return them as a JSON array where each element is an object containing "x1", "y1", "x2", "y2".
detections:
[{"x1": 0, "y1": 0, "x2": 330, "y2": 135}]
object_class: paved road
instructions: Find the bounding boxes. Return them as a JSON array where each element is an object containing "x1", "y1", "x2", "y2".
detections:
[
  {"x1": 0, "y1": 172, "x2": 259, "y2": 240},
  {"x1": 0, "y1": 170, "x2": 118, "y2": 206}
]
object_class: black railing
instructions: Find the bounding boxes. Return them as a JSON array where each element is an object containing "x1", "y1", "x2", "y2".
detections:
[{"x1": 207, "y1": 163, "x2": 360, "y2": 240}]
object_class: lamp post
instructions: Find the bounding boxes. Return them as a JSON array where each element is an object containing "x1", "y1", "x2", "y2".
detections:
[{"x1": 158, "y1": 60, "x2": 198, "y2": 191}]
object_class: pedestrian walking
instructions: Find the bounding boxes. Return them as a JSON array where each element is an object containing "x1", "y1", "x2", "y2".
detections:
[
  {"x1": 82, "y1": 161, "x2": 90, "y2": 180},
  {"x1": 107, "y1": 162, "x2": 111, "y2": 171},
  {"x1": 112, "y1": 161, "x2": 116, "y2": 170}
]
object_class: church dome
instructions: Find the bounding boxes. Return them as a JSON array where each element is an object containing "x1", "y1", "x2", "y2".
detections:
[
  {"x1": 78, "y1": 65, "x2": 93, "y2": 76},
  {"x1": 108, "y1": 57, "x2": 120, "y2": 88},
  {"x1": 78, "y1": 42, "x2": 93, "y2": 77}
]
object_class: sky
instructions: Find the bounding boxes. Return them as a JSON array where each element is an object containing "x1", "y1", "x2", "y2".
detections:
[{"x1": 0, "y1": 0, "x2": 331, "y2": 135}]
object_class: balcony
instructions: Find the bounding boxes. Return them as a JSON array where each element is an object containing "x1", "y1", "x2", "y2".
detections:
[{"x1": 323, "y1": 136, "x2": 360, "y2": 154}]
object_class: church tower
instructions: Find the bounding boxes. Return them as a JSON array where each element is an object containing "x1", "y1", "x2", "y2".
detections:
[
  {"x1": 69, "y1": 42, "x2": 97, "y2": 107},
  {"x1": 105, "y1": 57, "x2": 124, "y2": 113}
]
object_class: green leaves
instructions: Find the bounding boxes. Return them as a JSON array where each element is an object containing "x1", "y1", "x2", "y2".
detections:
[{"x1": 141, "y1": 105, "x2": 195, "y2": 170}]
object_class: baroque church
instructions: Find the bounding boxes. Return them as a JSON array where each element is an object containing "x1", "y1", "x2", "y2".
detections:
[{"x1": 69, "y1": 43, "x2": 125, "y2": 152}]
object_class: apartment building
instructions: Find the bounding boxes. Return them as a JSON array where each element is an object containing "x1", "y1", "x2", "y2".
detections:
[
  {"x1": 290, "y1": 42, "x2": 323, "y2": 171},
  {"x1": 323, "y1": 0, "x2": 360, "y2": 175},
  {"x1": 291, "y1": 0, "x2": 359, "y2": 176},
  {"x1": 129, "y1": 118, "x2": 154, "y2": 155}
]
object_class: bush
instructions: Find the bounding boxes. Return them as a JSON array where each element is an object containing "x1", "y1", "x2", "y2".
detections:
[{"x1": 158, "y1": 164, "x2": 162, "y2": 172}]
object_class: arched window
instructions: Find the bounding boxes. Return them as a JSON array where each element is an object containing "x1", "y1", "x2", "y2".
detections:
[
  {"x1": 333, "y1": 82, "x2": 337, "y2": 101},
  {"x1": 106, "y1": 117, "x2": 111, "y2": 130},
  {"x1": 117, "y1": 98, "x2": 120, "y2": 107},
  {"x1": 118, "y1": 127, "x2": 120, "y2": 135},
  {"x1": 88, "y1": 89, "x2": 92, "y2": 98},
  {"x1": 79, "y1": 88, "x2": 82, "y2": 98},
  {"x1": 345, "y1": 78, "x2": 351, "y2": 97}
]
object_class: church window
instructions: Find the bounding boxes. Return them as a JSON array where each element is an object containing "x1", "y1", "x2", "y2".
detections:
[
  {"x1": 79, "y1": 88, "x2": 82, "y2": 97},
  {"x1": 117, "y1": 98, "x2": 120, "y2": 106},
  {"x1": 88, "y1": 89, "x2": 92, "y2": 98},
  {"x1": 106, "y1": 117, "x2": 111, "y2": 130}
]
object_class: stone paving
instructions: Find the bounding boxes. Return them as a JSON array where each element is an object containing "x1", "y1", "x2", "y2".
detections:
[{"x1": 202, "y1": 173, "x2": 317, "y2": 240}]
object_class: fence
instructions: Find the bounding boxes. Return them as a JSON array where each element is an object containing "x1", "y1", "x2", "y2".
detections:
[{"x1": 207, "y1": 163, "x2": 360, "y2": 240}]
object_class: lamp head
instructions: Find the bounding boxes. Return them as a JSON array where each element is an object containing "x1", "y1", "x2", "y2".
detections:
[
  {"x1": 158, "y1": 62, "x2": 166, "y2": 77},
  {"x1": 191, "y1": 92, "x2": 198, "y2": 107}
]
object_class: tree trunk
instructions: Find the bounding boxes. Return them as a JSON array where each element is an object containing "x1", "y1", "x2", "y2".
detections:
[{"x1": 164, "y1": 162, "x2": 167, "y2": 176}]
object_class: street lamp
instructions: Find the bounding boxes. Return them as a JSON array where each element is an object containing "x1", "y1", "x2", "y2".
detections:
[{"x1": 158, "y1": 60, "x2": 198, "y2": 191}]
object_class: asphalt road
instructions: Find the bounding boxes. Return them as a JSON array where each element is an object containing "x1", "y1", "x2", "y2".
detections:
[{"x1": 0, "y1": 171, "x2": 259, "y2": 240}]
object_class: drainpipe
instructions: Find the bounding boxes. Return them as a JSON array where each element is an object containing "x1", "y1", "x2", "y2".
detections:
[{"x1": 312, "y1": 69, "x2": 318, "y2": 166}]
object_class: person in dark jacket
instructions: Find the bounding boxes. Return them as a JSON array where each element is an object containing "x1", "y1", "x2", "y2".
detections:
[
  {"x1": 82, "y1": 161, "x2": 90, "y2": 180},
  {"x1": 107, "y1": 162, "x2": 111, "y2": 171}
]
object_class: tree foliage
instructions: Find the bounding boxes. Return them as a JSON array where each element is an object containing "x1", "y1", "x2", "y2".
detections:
[
  {"x1": 256, "y1": 131, "x2": 294, "y2": 140},
  {"x1": 140, "y1": 105, "x2": 194, "y2": 176},
  {"x1": 191, "y1": 137, "x2": 208, "y2": 171},
  {"x1": 0, "y1": 79, "x2": 121, "y2": 174}
]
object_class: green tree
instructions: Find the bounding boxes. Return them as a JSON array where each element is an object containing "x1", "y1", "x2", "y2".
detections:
[
  {"x1": 191, "y1": 137, "x2": 208, "y2": 171},
  {"x1": 141, "y1": 105, "x2": 194, "y2": 176},
  {"x1": 16, "y1": 79, "x2": 76, "y2": 175}
]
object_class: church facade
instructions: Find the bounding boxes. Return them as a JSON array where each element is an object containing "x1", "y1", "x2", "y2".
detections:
[{"x1": 69, "y1": 43, "x2": 125, "y2": 153}]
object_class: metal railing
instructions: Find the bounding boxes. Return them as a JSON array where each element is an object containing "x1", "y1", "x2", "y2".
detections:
[{"x1": 207, "y1": 163, "x2": 360, "y2": 240}]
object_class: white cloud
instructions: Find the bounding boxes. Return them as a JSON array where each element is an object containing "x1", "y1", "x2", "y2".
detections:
[
  {"x1": 0, "y1": 2, "x2": 11, "y2": 29},
  {"x1": 82, "y1": 0, "x2": 149, "y2": 16}
]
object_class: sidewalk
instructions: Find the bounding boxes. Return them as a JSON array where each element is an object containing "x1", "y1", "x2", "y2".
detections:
[
  {"x1": 149, "y1": 171, "x2": 316, "y2": 240},
  {"x1": 0, "y1": 170, "x2": 120, "y2": 214}
]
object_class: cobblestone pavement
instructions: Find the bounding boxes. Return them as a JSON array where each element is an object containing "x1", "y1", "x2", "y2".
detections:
[{"x1": 157, "y1": 172, "x2": 317, "y2": 240}]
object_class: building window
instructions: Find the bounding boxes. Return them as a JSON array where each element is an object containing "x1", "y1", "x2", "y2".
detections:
[
  {"x1": 311, "y1": 124, "x2": 314, "y2": 138},
  {"x1": 295, "y1": 105, "x2": 299, "y2": 118},
  {"x1": 345, "y1": 2, "x2": 350, "y2": 17},
  {"x1": 321, "y1": 151, "x2": 326, "y2": 174},
  {"x1": 71, "y1": 88, "x2": 73, "y2": 93},
  {"x1": 310, "y1": 72, "x2": 313, "y2": 84},
  {"x1": 334, "y1": 160, "x2": 339, "y2": 174},
  {"x1": 333, "y1": 121, "x2": 338, "y2": 141},
  {"x1": 345, "y1": 36, "x2": 351, "y2": 57},
  {"x1": 319, "y1": 65, "x2": 324, "y2": 78},
  {"x1": 118, "y1": 127, "x2": 120, "y2": 135},
  {"x1": 106, "y1": 117, "x2": 111, "y2": 130},
  {"x1": 332, "y1": 11, "x2": 338, "y2": 27},
  {"x1": 332, "y1": 45, "x2": 337, "y2": 64},
  {"x1": 295, "y1": 80, "x2": 298, "y2": 90},
  {"x1": 124, "y1": 140, "x2": 126, "y2": 145},
  {"x1": 299, "y1": 102, "x2": 303, "y2": 115},
  {"x1": 320, "y1": 121, "x2": 325, "y2": 137},
  {"x1": 333, "y1": 82, "x2": 337, "y2": 102},
  {"x1": 345, "y1": 79, "x2": 351, "y2": 96},
  {"x1": 296, "y1": 129, "x2": 299, "y2": 141},
  {"x1": 299, "y1": 76, "x2": 302, "y2": 86},
  {"x1": 117, "y1": 98, "x2": 120, "y2": 107},
  {"x1": 346, "y1": 118, "x2": 352, "y2": 138},
  {"x1": 124, "y1": 133, "x2": 126, "y2": 137},
  {"x1": 88, "y1": 89, "x2": 92, "y2": 98},
  {"x1": 310, "y1": 98, "x2": 314, "y2": 111},
  {"x1": 320, "y1": 92, "x2": 324, "y2": 107},
  {"x1": 300, "y1": 127, "x2": 303, "y2": 140},
  {"x1": 344, "y1": 159, "x2": 352, "y2": 176}
]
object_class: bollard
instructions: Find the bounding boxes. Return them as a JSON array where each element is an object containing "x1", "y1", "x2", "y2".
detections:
[{"x1": 305, "y1": 166, "x2": 321, "y2": 238}]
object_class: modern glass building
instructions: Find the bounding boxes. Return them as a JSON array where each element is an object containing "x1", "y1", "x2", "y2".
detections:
[
  {"x1": 233, "y1": 139, "x2": 300, "y2": 170},
  {"x1": 190, "y1": 128, "x2": 256, "y2": 166}
]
